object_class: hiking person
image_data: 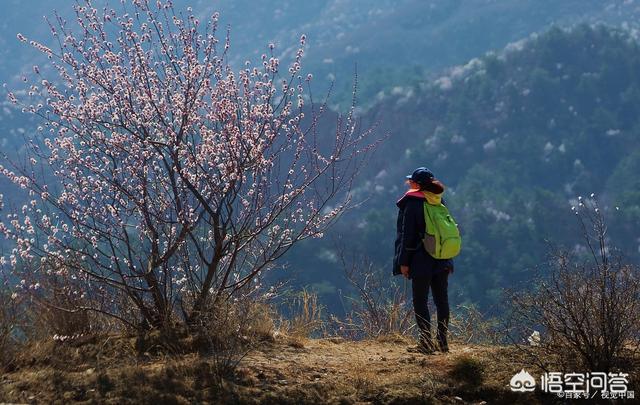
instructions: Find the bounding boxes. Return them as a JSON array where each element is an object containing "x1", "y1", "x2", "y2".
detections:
[{"x1": 393, "y1": 167, "x2": 456, "y2": 354}]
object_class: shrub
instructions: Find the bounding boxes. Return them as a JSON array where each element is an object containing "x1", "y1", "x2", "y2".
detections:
[
  {"x1": 507, "y1": 197, "x2": 640, "y2": 372},
  {"x1": 450, "y1": 355, "x2": 485, "y2": 388},
  {"x1": 330, "y1": 253, "x2": 413, "y2": 339}
]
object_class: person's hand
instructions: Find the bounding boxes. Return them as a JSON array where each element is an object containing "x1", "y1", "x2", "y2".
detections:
[
  {"x1": 444, "y1": 260, "x2": 454, "y2": 274},
  {"x1": 400, "y1": 265, "x2": 410, "y2": 279}
]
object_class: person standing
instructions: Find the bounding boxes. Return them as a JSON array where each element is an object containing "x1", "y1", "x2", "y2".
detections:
[{"x1": 393, "y1": 167, "x2": 454, "y2": 354}]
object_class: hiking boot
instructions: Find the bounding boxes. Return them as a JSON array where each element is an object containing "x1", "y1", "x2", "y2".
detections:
[{"x1": 437, "y1": 325, "x2": 449, "y2": 353}]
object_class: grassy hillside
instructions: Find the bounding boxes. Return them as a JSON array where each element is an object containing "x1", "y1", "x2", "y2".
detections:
[{"x1": 0, "y1": 334, "x2": 580, "y2": 404}]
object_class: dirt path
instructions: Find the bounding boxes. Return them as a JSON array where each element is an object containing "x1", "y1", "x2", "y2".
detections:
[{"x1": 237, "y1": 337, "x2": 517, "y2": 404}]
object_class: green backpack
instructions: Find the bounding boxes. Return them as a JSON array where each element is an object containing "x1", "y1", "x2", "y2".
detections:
[{"x1": 422, "y1": 200, "x2": 461, "y2": 259}]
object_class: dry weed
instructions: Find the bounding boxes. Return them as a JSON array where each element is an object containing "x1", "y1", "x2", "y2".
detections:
[
  {"x1": 331, "y1": 253, "x2": 413, "y2": 339},
  {"x1": 449, "y1": 304, "x2": 502, "y2": 345},
  {"x1": 277, "y1": 289, "x2": 324, "y2": 339},
  {"x1": 349, "y1": 360, "x2": 381, "y2": 396},
  {"x1": 192, "y1": 292, "x2": 278, "y2": 386},
  {"x1": 419, "y1": 369, "x2": 445, "y2": 401}
]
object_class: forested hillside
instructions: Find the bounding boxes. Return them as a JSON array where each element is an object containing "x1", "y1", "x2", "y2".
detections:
[
  {"x1": 3, "y1": 0, "x2": 640, "y2": 151},
  {"x1": 2, "y1": 1, "x2": 640, "y2": 315},
  {"x1": 290, "y1": 24, "x2": 640, "y2": 311}
]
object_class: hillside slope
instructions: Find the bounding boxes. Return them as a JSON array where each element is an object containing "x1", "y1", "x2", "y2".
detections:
[
  {"x1": 1, "y1": 335, "x2": 552, "y2": 404},
  {"x1": 287, "y1": 24, "x2": 640, "y2": 311}
]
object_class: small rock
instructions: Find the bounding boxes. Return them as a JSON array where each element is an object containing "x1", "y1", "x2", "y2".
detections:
[
  {"x1": 85, "y1": 368, "x2": 95, "y2": 375},
  {"x1": 454, "y1": 396, "x2": 463, "y2": 402}
]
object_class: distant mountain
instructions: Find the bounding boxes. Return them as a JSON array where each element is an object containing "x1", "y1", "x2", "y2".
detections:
[
  {"x1": 4, "y1": 0, "x2": 640, "y2": 136},
  {"x1": 319, "y1": 24, "x2": 640, "y2": 309},
  {"x1": 3, "y1": 2, "x2": 640, "y2": 312},
  {"x1": 4, "y1": 1, "x2": 640, "y2": 87},
  {"x1": 4, "y1": 0, "x2": 640, "y2": 150}
]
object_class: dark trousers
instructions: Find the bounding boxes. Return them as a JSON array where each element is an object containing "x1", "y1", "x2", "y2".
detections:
[{"x1": 411, "y1": 271, "x2": 449, "y2": 348}]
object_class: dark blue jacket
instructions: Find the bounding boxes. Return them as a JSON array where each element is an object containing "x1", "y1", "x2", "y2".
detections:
[{"x1": 393, "y1": 189, "x2": 453, "y2": 278}]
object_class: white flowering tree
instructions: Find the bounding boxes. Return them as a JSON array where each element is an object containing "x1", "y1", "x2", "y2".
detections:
[{"x1": 1, "y1": 0, "x2": 375, "y2": 329}]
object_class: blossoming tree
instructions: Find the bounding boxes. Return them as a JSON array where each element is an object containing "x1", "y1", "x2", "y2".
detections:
[{"x1": 1, "y1": 0, "x2": 376, "y2": 329}]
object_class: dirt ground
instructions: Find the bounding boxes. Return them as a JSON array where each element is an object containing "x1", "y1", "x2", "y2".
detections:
[
  {"x1": 0, "y1": 333, "x2": 556, "y2": 404},
  {"x1": 238, "y1": 335, "x2": 529, "y2": 404}
]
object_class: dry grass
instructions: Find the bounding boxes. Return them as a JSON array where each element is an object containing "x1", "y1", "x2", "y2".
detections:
[
  {"x1": 2, "y1": 330, "x2": 638, "y2": 404},
  {"x1": 350, "y1": 360, "x2": 381, "y2": 395},
  {"x1": 330, "y1": 257, "x2": 414, "y2": 339},
  {"x1": 449, "y1": 355, "x2": 486, "y2": 388},
  {"x1": 449, "y1": 304, "x2": 503, "y2": 345},
  {"x1": 188, "y1": 294, "x2": 278, "y2": 387},
  {"x1": 276, "y1": 289, "x2": 324, "y2": 345},
  {"x1": 0, "y1": 290, "x2": 20, "y2": 370}
]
